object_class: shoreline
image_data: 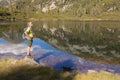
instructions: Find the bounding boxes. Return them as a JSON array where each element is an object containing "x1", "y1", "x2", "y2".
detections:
[
  {"x1": 28, "y1": 17, "x2": 120, "y2": 22},
  {"x1": 0, "y1": 58, "x2": 119, "y2": 74},
  {"x1": 0, "y1": 58, "x2": 119, "y2": 80},
  {"x1": 1, "y1": 16, "x2": 120, "y2": 22}
]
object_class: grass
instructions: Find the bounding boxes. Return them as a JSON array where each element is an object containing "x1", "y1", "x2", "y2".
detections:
[
  {"x1": 0, "y1": 58, "x2": 73, "y2": 80},
  {"x1": 27, "y1": 11, "x2": 120, "y2": 21},
  {"x1": 73, "y1": 71, "x2": 120, "y2": 80},
  {"x1": 0, "y1": 58, "x2": 119, "y2": 80},
  {"x1": 2, "y1": 11, "x2": 120, "y2": 21}
]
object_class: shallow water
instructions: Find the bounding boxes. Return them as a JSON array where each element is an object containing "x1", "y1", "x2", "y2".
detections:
[
  {"x1": 0, "y1": 21, "x2": 120, "y2": 65},
  {"x1": 0, "y1": 38, "x2": 120, "y2": 74}
]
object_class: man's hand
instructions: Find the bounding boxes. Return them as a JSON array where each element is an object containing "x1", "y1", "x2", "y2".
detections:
[{"x1": 24, "y1": 31, "x2": 29, "y2": 37}]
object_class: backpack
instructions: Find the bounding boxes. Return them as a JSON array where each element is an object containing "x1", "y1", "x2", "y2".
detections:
[{"x1": 22, "y1": 27, "x2": 31, "y2": 40}]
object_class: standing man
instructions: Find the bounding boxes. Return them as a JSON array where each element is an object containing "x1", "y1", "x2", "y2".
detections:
[{"x1": 24, "y1": 22, "x2": 34, "y2": 58}]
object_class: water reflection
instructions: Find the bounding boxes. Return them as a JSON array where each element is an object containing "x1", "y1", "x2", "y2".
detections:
[
  {"x1": 0, "y1": 21, "x2": 120, "y2": 65},
  {"x1": 1, "y1": 38, "x2": 120, "y2": 73},
  {"x1": 34, "y1": 21, "x2": 120, "y2": 65},
  {"x1": 0, "y1": 22, "x2": 25, "y2": 43}
]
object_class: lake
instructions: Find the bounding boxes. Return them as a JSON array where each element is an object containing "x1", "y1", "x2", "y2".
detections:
[{"x1": 0, "y1": 20, "x2": 120, "y2": 65}]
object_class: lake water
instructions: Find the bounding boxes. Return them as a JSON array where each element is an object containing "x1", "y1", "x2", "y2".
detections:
[{"x1": 0, "y1": 20, "x2": 120, "y2": 65}]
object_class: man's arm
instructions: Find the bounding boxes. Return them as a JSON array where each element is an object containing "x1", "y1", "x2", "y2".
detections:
[
  {"x1": 24, "y1": 28, "x2": 30, "y2": 37},
  {"x1": 24, "y1": 30, "x2": 29, "y2": 37},
  {"x1": 24, "y1": 28, "x2": 33, "y2": 38}
]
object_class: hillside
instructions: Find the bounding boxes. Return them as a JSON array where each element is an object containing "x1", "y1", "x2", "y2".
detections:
[{"x1": 0, "y1": 0, "x2": 120, "y2": 21}]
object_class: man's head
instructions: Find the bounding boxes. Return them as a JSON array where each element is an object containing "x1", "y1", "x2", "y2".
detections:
[{"x1": 27, "y1": 22, "x2": 33, "y2": 27}]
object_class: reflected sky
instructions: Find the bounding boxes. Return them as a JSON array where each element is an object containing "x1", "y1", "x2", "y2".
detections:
[{"x1": 0, "y1": 38, "x2": 120, "y2": 74}]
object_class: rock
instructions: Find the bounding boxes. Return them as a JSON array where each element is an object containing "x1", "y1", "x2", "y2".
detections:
[{"x1": 23, "y1": 57, "x2": 39, "y2": 65}]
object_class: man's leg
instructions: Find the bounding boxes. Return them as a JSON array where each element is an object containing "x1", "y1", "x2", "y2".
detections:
[
  {"x1": 27, "y1": 39, "x2": 32, "y2": 56},
  {"x1": 27, "y1": 46, "x2": 31, "y2": 56}
]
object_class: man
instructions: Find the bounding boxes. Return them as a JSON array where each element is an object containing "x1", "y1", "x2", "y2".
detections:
[{"x1": 24, "y1": 22, "x2": 34, "y2": 58}]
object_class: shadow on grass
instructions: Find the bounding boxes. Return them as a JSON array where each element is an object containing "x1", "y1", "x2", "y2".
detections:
[{"x1": 0, "y1": 64, "x2": 73, "y2": 80}]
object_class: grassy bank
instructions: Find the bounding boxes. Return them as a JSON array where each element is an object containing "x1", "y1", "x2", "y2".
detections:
[
  {"x1": 27, "y1": 11, "x2": 120, "y2": 21},
  {"x1": 0, "y1": 58, "x2": 119, "y2": 80},
  {"x1": 1, "y1": 11, "x2": 120, "y2": 21}
]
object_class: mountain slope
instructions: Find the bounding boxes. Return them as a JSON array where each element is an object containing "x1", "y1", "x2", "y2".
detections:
[{"x1": 0, "y1": 0, "x2": 120, "y2": 20}]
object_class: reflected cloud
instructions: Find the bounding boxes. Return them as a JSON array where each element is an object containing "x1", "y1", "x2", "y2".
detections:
[{"x1": 0, "y1": 38, "x2": 120, "y2": 73}]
